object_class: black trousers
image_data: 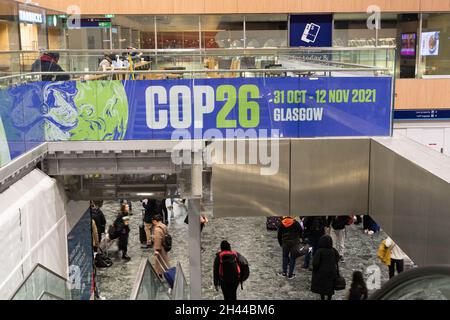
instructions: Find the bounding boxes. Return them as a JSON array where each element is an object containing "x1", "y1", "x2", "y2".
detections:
[
  {"x1": 221, "y1": 283, "x2": 239, "y2": 301},
  {"x1": 389, "y1": 259, "x2": 404, "y2": 278}
]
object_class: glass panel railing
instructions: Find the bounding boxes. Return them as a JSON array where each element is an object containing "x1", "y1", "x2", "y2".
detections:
[
  {"x1": 370, "y1": 266, "x2": 450, "y2": 300},
  {"x1": 10, "y1": 264, "x2": 70, "y2": 300},
  {"x1": 130, "y1": 258, "x2": 171, "y2": 300},
  {"x1": 173, "y1": 262, "x2": 189, "y2": 300},
  {"x1": 0, "y1": 47, "x2": 396, "y2": 87}
]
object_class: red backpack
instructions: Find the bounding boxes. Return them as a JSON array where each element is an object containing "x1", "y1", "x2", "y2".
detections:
[{"x1": 218, "y1": 251, "x2": 241, "y2": 282}]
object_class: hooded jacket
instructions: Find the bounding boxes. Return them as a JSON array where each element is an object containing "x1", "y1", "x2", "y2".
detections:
[
  {"x1": 311, "y1": 235, "x2": 340, "y2": 296},
  {"x1": 31, "y1": 53, "x2": 70, "y2": 81},
  {"x1": 277, "y1": 217, "x2": 303, "y2": 248}
]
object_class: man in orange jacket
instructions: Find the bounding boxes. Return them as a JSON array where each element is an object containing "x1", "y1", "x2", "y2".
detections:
[{"x1": 277, "y1": 216, "x2": 303, "y2": 279}]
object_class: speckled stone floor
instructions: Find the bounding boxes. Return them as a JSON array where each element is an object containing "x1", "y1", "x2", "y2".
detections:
[{"x1": 96, "y1": 200, "x2": 406, "y2": 300}]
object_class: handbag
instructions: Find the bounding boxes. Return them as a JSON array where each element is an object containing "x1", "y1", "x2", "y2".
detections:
[
  {"x1": 290, "y1": 241, "x2": 310, "y2": 259},
  {"x1": 334, "y1": 260, "x2": 346, "y2": 291}
]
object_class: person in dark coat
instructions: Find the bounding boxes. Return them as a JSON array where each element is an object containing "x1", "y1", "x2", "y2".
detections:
[
  {"x1": 142, "y1": 199, "x2": 159, "y2": 247},
  {"x1": 276, "y1": 216, "x2": 303, "y2": 279},
  {"x1": 311, "y1": 234, "x2": 340, "y2": 300},
  {"x1": 302, "y1": 216, "x2": 327, "y2": 269},
  {"x1": 90, "y1": 201, "x2": 106, "y2": 243},
  {"x1": 346, "y1": 271, "x2": 368, "y2": 300},
  {"x1": 31, "y1": 52, "x2": 70, "y2": 81},
  {"x1": 213, "y1": 240, "x2": 242, "y2": 301},
  {"x1": 114, "y1": 213, "x2": 131, "y2": 260}
]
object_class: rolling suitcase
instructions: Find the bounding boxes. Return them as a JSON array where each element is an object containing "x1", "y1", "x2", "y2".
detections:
[
  {"x1": 155, "y1": 254, "x2": 176, "y2": 289},
  {"x1": 266, "y1": 216, "x2": 281, "y2": 230}
]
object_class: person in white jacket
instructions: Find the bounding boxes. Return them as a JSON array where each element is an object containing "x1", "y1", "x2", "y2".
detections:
[{"x1": 385, "y1": 237, "x2": 408, "y2": 279}]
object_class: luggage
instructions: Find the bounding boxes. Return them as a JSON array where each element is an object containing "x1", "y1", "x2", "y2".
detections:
[
  {"x1": 139, "y1": 224, "x2": 147, "y2": 244},
  {"x1": 95, "y1": 251, "x2": 113, "y2": 268},
  {"x1": 99, "y1": 233, "x2": 116, "y2": 254},
  {"x1": 266, "y1": 217, "x2": 281, "y2": 230},
  {"x1": 155, "y1": 254, "x2": 176, "y2": 289},
  {"x1": 290, "y1": 241, "x2": 310, "y2": 259}
]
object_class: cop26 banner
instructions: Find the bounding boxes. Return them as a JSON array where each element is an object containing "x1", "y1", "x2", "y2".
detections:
[{"x1": 0, "y1": 77, "x2": 392, "y2": 165}]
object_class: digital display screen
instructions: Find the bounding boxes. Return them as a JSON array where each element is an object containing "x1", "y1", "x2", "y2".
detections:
[
  {"x1": 421, "y1": 31, "x2": 440, "y2": 56},
  {"x1": 401, "y1": 33, "x2": 416, "y2": 56}
]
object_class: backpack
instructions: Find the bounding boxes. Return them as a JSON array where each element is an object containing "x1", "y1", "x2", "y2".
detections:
[
  {"x1": 95, "y1": 252, "x2": 113, "y2": 268},
  {"x1": 157, "y1": 225, "x2": 172, "y2": 252},
  {"x1": 163, "y1": 233, "x2": 172, "y2": 252},
  {"x1": 237, "y1": 254, "x2": 250, "y2": 283},
  {"x1": 108, "y1": 224, "x2": 118, "y2": 240},
  {"x1": 219, "y1": 251, "x2": 250, "y2": 285},
  {"x1": 219, "y1": 251, "x2": 241, "y2": 284}
]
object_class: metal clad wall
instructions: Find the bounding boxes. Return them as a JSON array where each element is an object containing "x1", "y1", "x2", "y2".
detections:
[
  {"x1": 212, "y1": 140, "x2": 290, "y2": 218},
  {"x1": 427, "y1": 177, "x2": 450, "y2": 264},
  {"x1": 370, "y1": 138, "x2": 450, "y2": 266},
  {"x1": 368, "y1": 141, "x2": 395, "y2": 235},
  {"x1": 290, "y1": 139, "x2": 370, "y2": 215}
]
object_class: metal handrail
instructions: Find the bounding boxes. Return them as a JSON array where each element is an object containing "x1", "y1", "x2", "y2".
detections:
[
  {"x1": 0, "y1": 67, "x2": 390, "y2": 82},
  {"x1": 0, "y1": 46, "x2": 396, "y2": 55}
]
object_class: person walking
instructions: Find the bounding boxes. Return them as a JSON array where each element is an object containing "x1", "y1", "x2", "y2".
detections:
[
  {"x1": 276, "y1": 216, "x2": 303, "y2": 279},
  {"x1": 327, "y1": 216, "x2": 348, "y2": 262},
  {"x1": 114, "y1": 214, "x2": 131, "y2": 261},
  {"x1": 311, "y1": 235, "x2": 340, "y2": 300},
  {"x1": 90, "y1": 201, "x2": 106, "y2": 243},
  {"x1": 379, "y1": 237, "x2": 407, "y2": 279},
  {"x1": 346, "y1": 271, "x2": 368, "y2": 300},
  {"x1": 142, "y1": 199, "x2": 160, "y2": 248},
  {"x1": 213, "y1": 240, "x2": 247, "y2": 301},
  {"x1": 152, "y1": 214, "x2": 170, "y2": 279},
  {"x1": 303, "y1": 216, "x2": 327, "y2": 269}
]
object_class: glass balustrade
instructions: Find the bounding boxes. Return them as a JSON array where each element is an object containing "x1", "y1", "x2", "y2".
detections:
[
  {"x1": 0, "y1": 47, "x2": 396, "y2": 87},
  {"x1": 11, "y1": 264, "x2": 70, "y2": 300}
]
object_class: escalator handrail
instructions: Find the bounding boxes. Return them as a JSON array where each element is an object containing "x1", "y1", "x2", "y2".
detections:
[{"x1": 369, "y1": 265, "x2": 450, "y2": 300}]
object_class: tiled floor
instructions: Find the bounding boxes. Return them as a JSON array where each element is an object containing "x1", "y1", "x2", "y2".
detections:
[{"x1": 96, "y1": 200, "x2": 395, "y2": 300}]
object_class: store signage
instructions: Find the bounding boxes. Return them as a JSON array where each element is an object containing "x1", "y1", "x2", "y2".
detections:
[
  {"x1": 105, "y1": 14, "x2": 115, "y2": 18},
  {"x1": 19, "y1": 10, "x2": 43, "y2": 24},
  {"x1": 290, "y1": 15, "x2": 332, "y2": 47},
  {"x1": 395, "y1": 109, "x2": 450, "y2": 120}
]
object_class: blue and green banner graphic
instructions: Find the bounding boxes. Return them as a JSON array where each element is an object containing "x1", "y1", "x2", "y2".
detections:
[{"x1": 0, "y1": 76, "x2": 392, "y2": 166}]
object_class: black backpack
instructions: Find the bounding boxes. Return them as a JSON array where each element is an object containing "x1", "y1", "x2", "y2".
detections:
[
  {"x1": 157, "y1": 226, "x2": 172, "y2": 252},
  {"x1": 95, "y1": 252, "x2": 113, "y2": 268},
  {"x1": 219, "y1": 251, "x2": 240, "y2": 284},
  {"x1": 163, "y1": 233, "x2": 172, "y2": 252},
  {"x1": 237, "y1": 254, "x2": 250, "y2": 283},
  {"x1": 108, "y1": 224, "x2": 118, "y2": 240}
]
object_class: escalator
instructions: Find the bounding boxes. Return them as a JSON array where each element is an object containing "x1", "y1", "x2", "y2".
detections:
[
  {"x1": 370, "y1": 266, "x2": 450, "y2": 300},
  {"x1": 130, "y1": 258, "x2": 188, "y2": 300},
  {"x1": 10, "y1": 264, "x2": 70, "y2": 300}
]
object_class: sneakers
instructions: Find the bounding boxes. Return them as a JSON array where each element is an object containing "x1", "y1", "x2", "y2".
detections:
[
  {"x1": 368, "y1": 230, "x2": 374, "y2": 235},
  {"x1": 287, "y1": 274, "x2": 296, "y2": 279},
  {"x1": 277, "y1": 272, "x2": 287, "y2": 277}
]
